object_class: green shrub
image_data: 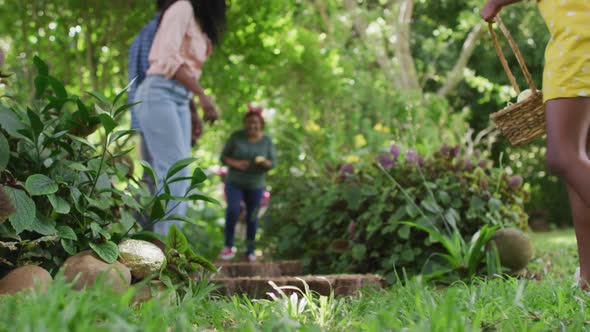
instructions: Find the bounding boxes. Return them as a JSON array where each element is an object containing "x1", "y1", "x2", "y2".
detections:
[
  {"x1": 264, "y1": 143, "x2": 528, "y2": 283},
  {"x1": 0, "y1": 57, "x2": 214, "y2": 278}
]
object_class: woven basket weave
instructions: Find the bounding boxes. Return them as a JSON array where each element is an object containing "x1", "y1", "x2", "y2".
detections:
[{"x1": 488, "y1": 17, "x2": 545, "y2": 145}]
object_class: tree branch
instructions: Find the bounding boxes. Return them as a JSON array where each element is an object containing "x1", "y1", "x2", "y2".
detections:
[
  {"x1": 394, "y1": 0, "x2": 420, "y2": 90},
  {"x1": 310, "y1": 0, "x2": 331, "y2": 35},
  {"x1": 344, "y1": 0, "x2": 402, "y2": 87},
  {"x1": 437, "y1": 23, "x2": 484, "y2": 97}
]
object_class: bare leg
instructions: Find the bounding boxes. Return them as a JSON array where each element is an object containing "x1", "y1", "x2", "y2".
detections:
[
  {"x1": 545, "y1": 98, "x2": 590, "y2": 205},
  {"x1": 545, "y1": 97, "x2": 590, "y2": 288},
  {"x1": 567, "y1": 185, "x2": 590, "y2": 289}
]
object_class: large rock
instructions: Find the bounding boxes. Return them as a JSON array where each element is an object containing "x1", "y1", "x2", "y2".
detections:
[
  {"x1": 63, "y1": 250, "x2": 131, "y2": 293},
  {"x1": 118, "y1": 239, "x2": 166, "y2": 279},
  {"x1": 0, "y1": 265, "x2": 52, "y2": 295},
  {"x1": 487, "y1": 228, "x2": 533, "y2": 272}
]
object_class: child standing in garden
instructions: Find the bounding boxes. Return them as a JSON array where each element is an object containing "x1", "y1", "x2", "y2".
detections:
[{"x1": 481, "y1": 0, "x2": 590, "y2": 289}]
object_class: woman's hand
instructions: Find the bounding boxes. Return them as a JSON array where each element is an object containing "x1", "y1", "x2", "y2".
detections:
[
  {"x1": 255, "y1": 157, "x2": 272, "y2": 169},
  {"x1": 233, "y1": 160, "x2": 250, "y2": 171},
  {"x1": 200, "y1": 94, "x2": 218, "y2": 125},
  {"x1": 190, "y1": 100, "x2": 203, "y2": 147},
  {"x1": 480, "y1": 0, "x2": 502, "y2": 22}
]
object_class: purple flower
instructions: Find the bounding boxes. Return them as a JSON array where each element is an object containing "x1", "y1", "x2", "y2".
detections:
[
  {"x1": 390, "y1": 144, "x2": 401, "y2": 159},
  {"x1": 463, "y1": 158, "x2": 474, "y2": 170},
  {"x1": 377, "y1": 154, "x2": 395, "y2": 170},
  {"x1": 450, "y1": 145, "x2": 461, "y2": 158},
  {"x1": 478, "y1": 160, "x2": 488, "y2": 168},
  {"x1": 405, "y1": 149, "x2": 418, "y2": 164},
  {"x1": 440, "y1": 144, "x2": 450, "y2": 156},
  {"x1": 339, "y1": 164, "x2": 355, "y2": 175},
  {"x1": 510, "y1": 175, "x2": 523, "y2": 188},
  {"x1": 348, "y1": 222, "x2": 356, "y2": 236},
  {"x1": 417, "y1": 156, "x2": 425, "y2": 167}
]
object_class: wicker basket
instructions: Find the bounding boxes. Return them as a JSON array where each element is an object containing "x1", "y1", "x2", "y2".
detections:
[{"x1": 488, "y1": 17, "x2": 545, "y2": 146}]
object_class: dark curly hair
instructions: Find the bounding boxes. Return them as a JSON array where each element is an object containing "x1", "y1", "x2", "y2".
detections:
[{"x1": 159, "y1": 0, "x2": 227, "y2": 45}]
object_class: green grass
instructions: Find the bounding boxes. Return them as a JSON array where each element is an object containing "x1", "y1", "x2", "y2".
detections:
[{"x1": 0, "y1": 230, "x2": 588, "y2": 331}]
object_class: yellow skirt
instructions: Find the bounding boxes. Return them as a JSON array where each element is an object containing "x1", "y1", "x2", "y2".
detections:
[{"x1": 538, "y1": 0, "x2": 590, "y2": 102}]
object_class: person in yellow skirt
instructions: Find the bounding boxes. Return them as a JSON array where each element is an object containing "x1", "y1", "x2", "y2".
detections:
[{"x1": 481, "y1": 0, "x2": 590, "y2": 290}]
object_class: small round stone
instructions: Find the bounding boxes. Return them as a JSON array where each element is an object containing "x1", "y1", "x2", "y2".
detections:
[{"x1": 118, "y1": 239, "x2": 166, "y2": 279}]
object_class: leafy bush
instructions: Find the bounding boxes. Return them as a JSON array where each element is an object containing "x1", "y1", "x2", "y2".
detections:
[
  {"x1": 264, "y1": 142, "x2": 528, "y2": 283},
  {"x1": 0, "y1": 57, "x2": 214, "y2": 277}
]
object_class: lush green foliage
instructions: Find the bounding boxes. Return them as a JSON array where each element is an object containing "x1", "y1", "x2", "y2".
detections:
[
  {"x1": 0, "y1": 57, "x2": 214, "y2": 278},
  {"x1": 0, "y1": 231, "x2": 585, "y2": 331},
  {"x1": 265, "y1": 142, "x2": 528, "y2": 283}
]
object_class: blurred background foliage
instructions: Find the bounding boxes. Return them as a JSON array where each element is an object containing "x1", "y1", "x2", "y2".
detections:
[{"x1": 0, "y1": 0, "x2": 566, "y2": 262}]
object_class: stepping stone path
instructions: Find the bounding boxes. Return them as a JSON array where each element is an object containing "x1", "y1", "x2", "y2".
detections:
[{"x1": 211, "y1": 260, "x2": 384, "y2": 298}]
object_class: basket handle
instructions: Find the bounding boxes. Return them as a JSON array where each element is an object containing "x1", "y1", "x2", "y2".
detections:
[{"x1": 488, "y1": 16, "x2": 537, "y2": 94}]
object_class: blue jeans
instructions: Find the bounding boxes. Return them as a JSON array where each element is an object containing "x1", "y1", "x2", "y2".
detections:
[
  {"x1": 135, "y1": 75, "x2": 192, "y2": 236},
  {"x1": 225, "y1": 183, "x2": 264, "y2": 255}
]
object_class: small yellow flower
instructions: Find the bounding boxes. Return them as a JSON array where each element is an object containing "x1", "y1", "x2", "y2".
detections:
[
  {"x1": 346, "y1": 155, "x2": 360, "y2": 163},
  {"x1": 305, "y1": 120, "x2": 321, "y2": 132},
  {"x1": 373, "y1": 123, "x2": 390, "y2": 134},
  {"x1": 354, "y1": 134, "x2": 367, "y2": 148}
]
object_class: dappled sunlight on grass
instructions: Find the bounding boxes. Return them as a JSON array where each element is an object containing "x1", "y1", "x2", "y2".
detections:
[{"x1": 530, "y1": 229, "x2": 576, "y2": 248}]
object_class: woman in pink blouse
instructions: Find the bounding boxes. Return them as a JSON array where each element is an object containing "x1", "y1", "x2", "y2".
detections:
[{"x1": 135, "y1": 0, "x2": 226, "y2": 236}]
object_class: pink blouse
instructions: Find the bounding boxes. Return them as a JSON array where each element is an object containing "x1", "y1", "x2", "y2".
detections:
[{"x1": 147, "y1": 0, "x2": 212, "y2": 81}]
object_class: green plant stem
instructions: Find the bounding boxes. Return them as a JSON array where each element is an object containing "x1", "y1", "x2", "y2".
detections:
[{"x1": 376, "y1": 162, "x2": 428, "y2": 221}]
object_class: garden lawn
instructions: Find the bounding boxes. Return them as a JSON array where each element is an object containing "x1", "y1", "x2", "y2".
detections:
[{"x1": 0, "y1": 229, "x2": 588, "y2": 332}]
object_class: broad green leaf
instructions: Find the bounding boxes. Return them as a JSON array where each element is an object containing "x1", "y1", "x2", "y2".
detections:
[
  {"x1": 26, "y1": 108, "x2": 43, "y2": 138},
  {"x1": 421, "y1": 197, "x2": 442, "y2": 214},
  {"x1": 4, "y1": 187, "x2": 35, "y2": 234},
  {"x1": 186, "y1": 249, "x2": 217, "y2": 273},
  {"x1": 0, "y1": 107, "x2": 25, "y2": 137},
  {"x1": 114, "y1": 102, "x2": 141, "y2": 118},
  {"x1": 159, "y1": 193, "x2": 219, "y2": 205},
  {"x1": 34, "y1": 76, "x2": 49, "y2": 99},
  {"x1": 76, "y1": 99, "x2": 90, "y2": 121},
  {"x1": 48, "y1": 194, "x2": 71, "y2": 214},
  {"x1": 150, "y1": 198, "x2": 165, "y2": 220},
  {"x1": 113, "y1": 77, "x2": 136, "y2": 107},
  {"x1": 89, "y1": 241, "x2": 119, "y2": 264},
  {"x1": 119, "y1": 210, "x2": 136, "y2": 232},
  {"x1": 61, "y1": 239, "x2": 77, "y2": 255},
  {"x1": 437, "y1": 191, "x2": 451, "y2": 205},
  {"x1": 343, "y1": 186, "x2": 362, "y2": 211},
  {"x1": 191, "y1": 168, "x2": 208, "y2": 186},
  {"x1": 86, "y1": 91, "x2": 110, "y2": 106},
  {"x1": 108, "y1": 129, "x2": 135, "y2": 146},
  {"x1": 351, "y1": 244, "x2": 367, "y2": 261},
  {"x1": 66, "y1": 134, "x2": 97, "y2": 151},
  {"x1": 25, "y1": 174, "x2": 58, "y2": 196},
  {"x1": 57, "y1": 225, "x2": 77, "y2": 240},
  {"x1": 98, "y1": 113, "x2": 118, "y2": 134},
  {"x1": 48, "y1": 75, "x2": 68, "y2": 99},
  {"x1": 67, "y1": 162, "x2": 90, "y2": 172},
  {"x1": 397, "y1": 225, "x2": 411, "y2": 240},
  {"x1": 166, "y1": 224, "x2": 189, "y2": 254},
  {"x1": 0, "y1": 132, "x2": 9, "y2": 172},
  {"x1": 33, "y1": 56, "x2": 49, "y2": 76},
  {"x1": 165, "y1": 157, "x2": 197, "y2": 180},
  {"x1": 140, "y1": 160, "x2": 158, "y2": 186},
  {"x1": 29, "y1": 215, "x2": 57, "y2": 236}
]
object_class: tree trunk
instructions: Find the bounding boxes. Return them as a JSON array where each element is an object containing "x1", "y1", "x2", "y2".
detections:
[
  {"x1": 394, "y1": 0, "x2": 420, "y2": 91},
  {"x1": 437, "y1": 23, "x2": 484, "y2": 97},
  {"x1": 83, "y1": 13, "x2": 98, "y2": 92}
]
